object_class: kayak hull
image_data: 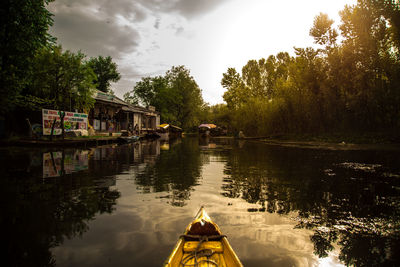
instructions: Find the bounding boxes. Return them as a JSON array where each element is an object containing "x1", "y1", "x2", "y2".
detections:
[{"x1": 164, "y1": 208, "x2": 243, "y2": 267}]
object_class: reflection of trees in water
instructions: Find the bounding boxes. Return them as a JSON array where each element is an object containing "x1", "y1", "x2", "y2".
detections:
[
  {"x1": 0, "y1": 149, "x2": 120, "y2": 267},
  {"x1": 221, "y1": 142, "x2": 400, "y2": 266},
  {"x1": 134, "y1": 138, "x2": 204, "y2": 206}
]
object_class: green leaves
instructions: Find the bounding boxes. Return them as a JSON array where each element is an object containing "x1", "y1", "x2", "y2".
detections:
[
  {"x1": 222, "y1": 53, "x2": 292, "y2": 110},
  {"x1": 310, "y1": 13, "x2": 338, "y2": 47},
  {"x1": 124, "y1": 66, "x2": 204, "y2": 130},
  {"x1": 31, "y1": 45, "x2": 96, "y2": 112},
  {"x1": 87, "y1": 56, "x2": 121, "y2": 94},
  {"x1": 220, "y1": 1, "x2": 400, "y2": 136},
  {"x1": 0, "y1": 0, "x2": 54, "y2": 115}
]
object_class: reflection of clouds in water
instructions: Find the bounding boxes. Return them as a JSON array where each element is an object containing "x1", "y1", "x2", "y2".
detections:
[
  {"x1": 49, "y1": 138, "x2": 400, "y2": 267},
  {"x1": 102, "y1": 158, "x2": 324, "y2": 267},
  {"x1": 337, "y1": 162, "x2": 382, "y2": 172},
  {"x1": 52, "y1": 210, "x2": 152, "y2": 266},
  {"x1": 215, "y1": 213, "x2": 319, "y2": 266},
  {"x1": 383, "y1": 172, "x2": 400, "y2": 178}
]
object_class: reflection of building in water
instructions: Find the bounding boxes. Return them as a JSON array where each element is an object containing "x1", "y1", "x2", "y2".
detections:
[
  {"x1": 160, "y1": 142, "x2": 170, "y2": 151},
  {"x1": 43, "y1": 150, "x2": 89, "y2": 178},
  {"x1": 132, "y1": 140, "x2": 160, "y2": 165},
  {"x1": 3, "y1": 147, "x2": 122, "y2": 267},
  {"x1": 199, "y1": 136, "x2": 217, "y2": 149},
  {"x1": 87, "y1": 141, "x2": 161, "y2": 178},
  {"x1": 142, "y1": 140, "x2": 160, "y2": 164}
]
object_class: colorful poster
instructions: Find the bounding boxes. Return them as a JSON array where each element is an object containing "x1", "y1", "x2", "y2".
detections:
[{"x1": 42, "y1": 109, "x2": 88, "y2": 135}]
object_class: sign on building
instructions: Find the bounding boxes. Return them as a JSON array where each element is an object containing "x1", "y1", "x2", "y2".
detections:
[{"x1": 42, "y1": 109, "x2": 88, "y2": 135}]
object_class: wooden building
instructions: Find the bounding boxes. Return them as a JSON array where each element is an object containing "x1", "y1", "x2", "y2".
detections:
[{"x1": 90, "y1": 91, "x2": 160, "y2": 136}]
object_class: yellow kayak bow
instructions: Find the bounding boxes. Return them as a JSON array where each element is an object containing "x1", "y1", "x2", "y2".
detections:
[{"x1": 164, "y1": 207, "x2": 243, "y2": 267}]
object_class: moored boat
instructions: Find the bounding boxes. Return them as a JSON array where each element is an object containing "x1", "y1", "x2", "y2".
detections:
[
  {"x1": 117, "y1": 135, "x2": 140, "y2": 144},
  {"x1": 157, "y1": 124, "x2": 183, "y2": 140},
  {"x1": 164, "y1": 207, "x2": 243, "y2": 267},
  {"x1": 198, "y1": 124, "x2": 216, "y2": 137}
]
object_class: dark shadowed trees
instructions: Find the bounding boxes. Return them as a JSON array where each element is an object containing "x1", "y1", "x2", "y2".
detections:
[
  {"x1": 0, "y1": 0, "x2": 54, "y2": 116},
  {"x1": 30, "y1": 46, "x2": 96, "y2": 138}
]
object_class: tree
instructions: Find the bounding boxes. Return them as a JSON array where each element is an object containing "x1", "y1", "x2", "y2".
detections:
[
  {"x1": 219, "y1": 0, "x2": 400, "y2": 136},
  {"x1": 221, "y1": 67, "x2": 246, "y2": 109},
  {"x1": 31, "y1": 46, "x2": 96, "y2": 138},
  {"x1": 87, "y1": 56, "x2": 121, "y2": 93},
  {"x1": 165, "y1": 66, "x2": 204, "y2": 129},
  {"x1": 0, "y1": 0, "x2": 54, "y2": 116},
  {"x1": 222, "y1": 53, "x2": 293, "y2": 112},
  {"x1": 124, "y1": 66, "x2": 204, "y2": 130},
  {"x1": 123, "y1": 91, "x2": 139, "y2": 105},
  {"x1": 337, "y1": 1, "x2": 400, "y2": 129},
  {"x1": 366, "y1": 0, "x2": 400, "y2": 54},
  {"x1": 310, "y1": 13, "x2": 338, "y2": 47},
  {"x1": 126, "y1": 76, "x2": 165, "y2": 107}
]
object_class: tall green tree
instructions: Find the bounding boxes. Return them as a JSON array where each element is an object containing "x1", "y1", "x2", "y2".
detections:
[
  {"x1": 338, "y1": 1, "x2": 400, "y2": 128},
  {"x1": 0, "y1": 0, "x2": 54, "y2": 116},
  {"x1": 221, "y1": 67, "x2": 247, "y2": 109},
  {"x1": 31, "y1": 46, "x2": 96, "y2": 138},
  {"x1": 127, "y1": 76, "x2": 166, "y2": 107},
  {"x1": 124, "y1": 66, "x2": 204, "y2": 130},
  {"x1": 309, "y1": 13, "x2": 338, "y2": 47},
  {"x1": 165, "y1": 66, "x2": 203, "y2": 129},
  {"x1": 87, "y1": 56, "x2": 121, "y2": 93},
  {"x1": 366, "y1": 0, "x2": 400, "y2": 53},
  {"x1": 222, "y1": 53, "x2": 292, "y2": 112}
]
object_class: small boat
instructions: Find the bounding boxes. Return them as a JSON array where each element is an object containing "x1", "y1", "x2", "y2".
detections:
[
  {"x1": 157, "y1": 124, "x2": 183, "y2": 141},
  {"x1": 164, "y1": 207, "x2": 243, "y2": 267},
  {"x1": 117, "y1": 135, "x2": 140, "y2": 144}
]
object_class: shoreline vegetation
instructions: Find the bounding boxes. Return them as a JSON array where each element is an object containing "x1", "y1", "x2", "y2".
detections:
[
  {"x1": 0, "y1": 135, "x2": 122, "y2": 148},
  {"x1": 3, "y1": 131, "x2": 398, "y2": 152},
  {"x1": 2, "y1": 1, "x2": 399, "y2": 148},
  {"x1": 211, "y1": 1, "x2": 400, "y2": 141},
  {"x1": 218, "y1": 132, "x2": 400, "y2": 151},
  {"x1": 123, "y1": 1, "x2": 400, "y2": 143},
  {"x1": 247, "y1": 137, "x2": 400, "y2": 151}
]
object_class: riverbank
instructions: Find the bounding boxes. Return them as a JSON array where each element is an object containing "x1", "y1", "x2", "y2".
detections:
[
  {"x1": 0, "y1": 136, "x2": 123, "y2": 148},
  {"x1": 255, "y1": 139, "x2": 400, "y2": 151},
  {"x1": 237, "y1": 132, "x2": 400, "y2": 151}
]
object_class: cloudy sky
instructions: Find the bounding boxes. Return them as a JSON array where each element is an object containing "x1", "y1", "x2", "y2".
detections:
[{"x1": 48, "y1": 0, "x2": 356, "y2": 105}]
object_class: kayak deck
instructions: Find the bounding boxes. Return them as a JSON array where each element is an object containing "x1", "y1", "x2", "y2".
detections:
[
  {"x1": 164, "y1": 208, "x2": 243, "y2": 267},
  {"x1": 176, "y1": 239, "x2": 239, "y2": 266}
]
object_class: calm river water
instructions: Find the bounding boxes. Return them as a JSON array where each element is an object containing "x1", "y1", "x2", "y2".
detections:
[{"x1": 1, "y1": 137, "x2": 400, "y2": 267}]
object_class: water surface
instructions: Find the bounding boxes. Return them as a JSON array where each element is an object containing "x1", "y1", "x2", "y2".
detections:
[{"x1": 2, "y1": 137, "x2": 400, "y2": 266}]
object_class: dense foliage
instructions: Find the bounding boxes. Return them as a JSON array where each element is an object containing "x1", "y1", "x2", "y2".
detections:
[
  {"x1": 87, "y1": 56, "x2": 121, "y2": 94},
  {"x1": 0, "y1": 0, "x2": 54, "y2": 116},
  {"x1": 124, "y1": 66, "x2": 204, "y2": 130},
  {"x1": 26, "y1": 45, "x2": 96, "y2": 137},
  {"x1": 219, "y1": 0, "x2": 400, "y2": 137},
  {"x1": 29, "y1": 46, "x2": 96, "y2": 112},
  {"x1": 0, "y1": 0, "x2": 123, "y2": 137}
]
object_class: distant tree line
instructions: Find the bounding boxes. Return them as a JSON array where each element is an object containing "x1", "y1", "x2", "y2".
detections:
[
  {"x1": 215, "y1": 0, "x2": 400, "y2": 137},
  {"x1": 0, "y1": 0, "x2": 121, "y2": 137}
]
